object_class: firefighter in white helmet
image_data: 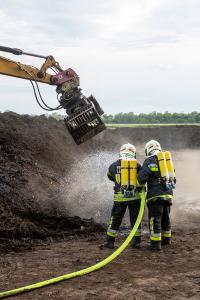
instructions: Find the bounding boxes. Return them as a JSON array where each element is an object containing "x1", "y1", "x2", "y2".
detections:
[
  {"x1": 104, "y1": 143, "x2": 142, "y2": 249},
  {"x1": 138, "y1": 140, "x2": 174, "y2": 251}
]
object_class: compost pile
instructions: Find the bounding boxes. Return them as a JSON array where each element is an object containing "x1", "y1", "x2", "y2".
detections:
[
  {"x1": 1, "y1": 112, "x2": 200, "y2": 252},
  {"x1": 0, "y1": 112, "x2": 104, "y2": 251}
]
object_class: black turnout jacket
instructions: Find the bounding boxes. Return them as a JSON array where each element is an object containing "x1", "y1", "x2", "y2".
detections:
[{"x1": 137, "y1": 155, "x2": 173, "y2": 204}]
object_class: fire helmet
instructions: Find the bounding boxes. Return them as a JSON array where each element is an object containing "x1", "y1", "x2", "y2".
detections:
[
  {"x1": 145, "y1": 140, "x2": 162, "y2": 156},
  {"x1": 119, "y1": 143, "x2": 136, "y2": 159}
]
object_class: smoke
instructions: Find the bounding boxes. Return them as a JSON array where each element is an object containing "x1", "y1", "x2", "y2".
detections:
[{"x1": 171, "y1": 149, "x2": 200, "y2": 228}]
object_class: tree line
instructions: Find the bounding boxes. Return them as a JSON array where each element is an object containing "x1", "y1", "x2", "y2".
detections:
[
  {"x1": 102, "y1": 111, "x2": 200, "y2": 124},
  {"x1": 46, "y1": 111, "x2": 200, "y2": 124}
]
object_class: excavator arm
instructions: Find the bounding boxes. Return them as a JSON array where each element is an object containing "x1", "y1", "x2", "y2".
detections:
[{"x1": 0, "y1": 46, "x2": 106, "y2": 144}]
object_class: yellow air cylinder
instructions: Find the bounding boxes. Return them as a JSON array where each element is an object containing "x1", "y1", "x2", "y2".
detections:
[
  {"x1": 121, "y1": 160, "x2": 129, "y2": 187},
  {"x1": 157, "y1": 152, "x2": 169, "y2": 181},
  {"x1": 129, "y1": 159, "x2": 137, "y2": 186},
  {"x1": 165, "y1": 151, "x2": 175, "y2": 180}
]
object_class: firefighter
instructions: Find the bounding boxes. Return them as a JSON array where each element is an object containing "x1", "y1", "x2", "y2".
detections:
[
  {"x1": 137, "y1": 140, "x2": 174, "y2": 251},
  {"x1": 104, "y1": 143, "x2": 142, "y2": 249}
]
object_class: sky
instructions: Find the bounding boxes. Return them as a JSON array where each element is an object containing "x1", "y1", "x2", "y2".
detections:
[{"x1": 0, "y1": 0, "x2": 200, "y2": 115}]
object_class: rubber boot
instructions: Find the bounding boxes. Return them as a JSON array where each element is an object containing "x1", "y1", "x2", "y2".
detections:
[
  {"x1": 131, "y1": 236, "x2": 141, "y2": 249},
  {"x1": 150, "y1": 240, "x2": 161, "y2": 251},
  {"x1": 162, "y1": 237, "x2": 171, "y2": 245},
  {"x1": 104, "y1": 236, "x2": 115, "y2": 249}
]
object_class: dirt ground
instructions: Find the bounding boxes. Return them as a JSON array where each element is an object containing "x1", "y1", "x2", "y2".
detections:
[
  {"x1": 0, "y1": 229, "x2": 200, "y2": 300},
  {"x1": 0, "y1": 112, "x2": 200, "y2": 299}
]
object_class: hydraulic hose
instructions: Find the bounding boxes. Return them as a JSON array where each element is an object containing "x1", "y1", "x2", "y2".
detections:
[{"x1": 0, "y1": 189, "x2": 146, "y2": 299}]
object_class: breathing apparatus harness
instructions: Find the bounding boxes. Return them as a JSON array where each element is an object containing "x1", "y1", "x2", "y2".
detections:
[
  {"x1": 117, "y1": 143, "x2": 140, "y2": 198},
  {"x1": 119, "y1": 158, "x2": 142, "y2": 198},
  {"x1": 145, "y1": 140, "x2": 176, "y2": 190},
  {"x1": 156, "y1": 151, "x2": 176, "y2": 189}
]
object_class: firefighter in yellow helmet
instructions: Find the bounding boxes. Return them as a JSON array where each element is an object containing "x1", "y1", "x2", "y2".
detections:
[
  {"x1": 104, "y1": 143, "x2": 142, "y2": 249},
  {"x1": 138, "y1": 140, "x2": 174, "y2": 251}
]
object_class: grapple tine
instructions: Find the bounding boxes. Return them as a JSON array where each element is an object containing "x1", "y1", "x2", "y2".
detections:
[{"x1": 64, "y1": 103, "x2": 106, "y2": 144}]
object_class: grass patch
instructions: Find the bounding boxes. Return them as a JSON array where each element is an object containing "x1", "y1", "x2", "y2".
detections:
[{"x1": 106, "y1": 123, "x2": 200, "y2": 128}]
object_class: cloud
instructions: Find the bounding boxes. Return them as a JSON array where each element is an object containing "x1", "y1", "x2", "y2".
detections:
[
  {"x1": 151, "y1": 64, "x2": 174, "y2": 71},
  {"x1": 0, "y1": 0, "x2": 200, "y2": 115}
]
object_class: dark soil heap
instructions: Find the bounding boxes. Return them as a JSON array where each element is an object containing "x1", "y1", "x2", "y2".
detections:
[
  {"x1": 0, "y1": 112, "x2": 103, "y2": 251},
  {"x1": 0, "y1": 112, "x2": 199, "y2": 251}
]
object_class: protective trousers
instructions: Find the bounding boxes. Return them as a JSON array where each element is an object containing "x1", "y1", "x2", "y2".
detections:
[
  {"x1": 107, "y1": 201, "x2": 141, "y2": 239},
  {"x1": 148, "y1": 201, "x2": 171, "y2": 245}
]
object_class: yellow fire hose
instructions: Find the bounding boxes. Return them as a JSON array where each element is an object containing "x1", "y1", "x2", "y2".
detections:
[{"x1": 0, "y1": 189, "x2": 146, "y2": 299}]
